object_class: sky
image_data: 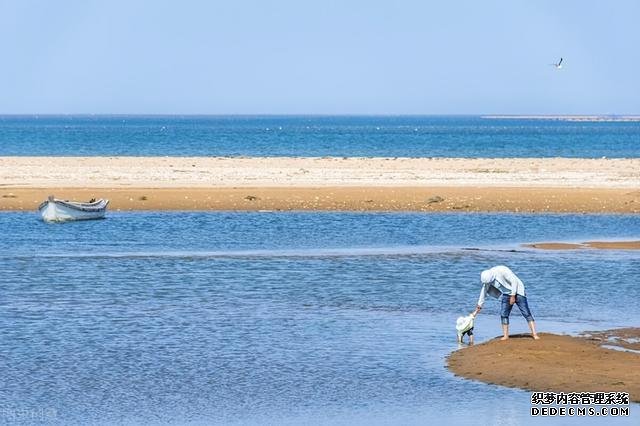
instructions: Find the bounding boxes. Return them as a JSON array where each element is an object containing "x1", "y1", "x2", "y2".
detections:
[{"x1": 0, "y1": 0, "x2": 638, "y2": 114}]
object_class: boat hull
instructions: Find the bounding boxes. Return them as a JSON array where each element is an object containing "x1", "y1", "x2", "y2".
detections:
[{"x1": 38, "y1": 199, "x2": 109, "y2": 222}]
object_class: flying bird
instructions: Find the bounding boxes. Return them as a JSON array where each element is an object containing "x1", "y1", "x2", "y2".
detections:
[{"x1": 551, "y1": 57, "x2": 563, "y2": 69}]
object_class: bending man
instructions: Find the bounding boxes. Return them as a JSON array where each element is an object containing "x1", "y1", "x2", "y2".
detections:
[{"x1": 475, "y1": 265, "x2": 540, "y2": 340}]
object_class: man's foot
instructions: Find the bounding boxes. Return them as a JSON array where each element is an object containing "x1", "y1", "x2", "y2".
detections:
[
  {"x1": 500, "y1": 336, "x2": 509, "y2": 341},
  {"x1": 532, "y1": 334, "x2": 540, "y2": 340}
]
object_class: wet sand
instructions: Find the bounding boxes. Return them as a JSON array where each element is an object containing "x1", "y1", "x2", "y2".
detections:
[
  {"x1": 581, "y1": 328, "x2": 640, "y2": 352},
  {"x1": 447, "y1": 329, "x2": 640, "y2": 402},
  {"x1": 2, "y1": 186, "x2": 640, "y2": 213},
  {"x1": 1, "y1": 157, "x2": 639, "y2": 212},
  {"x1": 525, "y1": 241, "x2": 640, "y2": 250}
]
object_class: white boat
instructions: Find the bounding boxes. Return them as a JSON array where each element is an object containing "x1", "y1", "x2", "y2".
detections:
[{"x1": 38, "y1": 195, "x2": 109, "y2": 222}]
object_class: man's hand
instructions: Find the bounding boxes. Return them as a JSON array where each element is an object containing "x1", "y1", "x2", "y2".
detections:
[
  {"x1": 475, "y1": 305, "x2": 482, "y2": 314},
  {"x1": 509, "y1": 295, "x2": 516, "y2": 305}
]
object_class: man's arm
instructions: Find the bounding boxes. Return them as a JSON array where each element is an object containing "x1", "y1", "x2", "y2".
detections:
[
  {"x1": 502, "y1": 270, "x2": 518, "y2": 296},
  {"x1": 476, "y1": 283, "x2": 487, "y2": 312},
  {"x1": 503, "y1": 270, "x2": 521, "y2": 305}
]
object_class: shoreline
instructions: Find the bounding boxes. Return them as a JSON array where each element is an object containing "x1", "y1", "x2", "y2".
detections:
[
  {"x1": 447, "y1": 328, "x2": 640, "y2": 403},
  {"x1": 1, "y1": 157, "x2": 638, "y2": 213},
  {"x1": 2, "y1": 157, "x2": 640, "y2": 188},
  {"x1": 2, "y1": 186, "x2": 640, "y2": 213}
]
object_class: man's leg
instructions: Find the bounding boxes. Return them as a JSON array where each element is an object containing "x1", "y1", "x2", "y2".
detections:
[
  {"x1": 501, "y1": 324, "x2": 509, "y2": 340},
  {"x1": 500, "y1": 295, "x2": 512, "y2": 340},
  {"x1": 516, "y1": 296, "x2": 540, "y2": 340}
]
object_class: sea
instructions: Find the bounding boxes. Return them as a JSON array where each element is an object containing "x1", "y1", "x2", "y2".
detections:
[
  {"x1": 1, "y1": 116, "x2": 639, "y2": 425},
  {"x1": 0, "y1": 115, "x2": 639, "y2": 157}
]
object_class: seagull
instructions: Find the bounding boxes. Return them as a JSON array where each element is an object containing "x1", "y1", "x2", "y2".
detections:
[{"x1": 550, "y1": 57, "x2": 563, "y2": 69}]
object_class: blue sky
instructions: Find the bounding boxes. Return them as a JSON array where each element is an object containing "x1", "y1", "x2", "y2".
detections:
[{"x1": 0, "y1": 0, "x2": 638, "y2": 114}]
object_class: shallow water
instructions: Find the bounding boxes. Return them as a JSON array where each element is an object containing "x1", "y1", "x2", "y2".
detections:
[
  {"x1": 1, "y1": 115, "x2": 639, "y2": 157},
  {"x1": 1, "y1": 212, "x2": 639, "y2": 424}
]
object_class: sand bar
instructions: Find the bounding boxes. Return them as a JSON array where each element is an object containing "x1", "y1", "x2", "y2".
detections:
[
  {"x1": 2, "y1": 157, "x2": 639, "y2": 188},
  {"x1": 525, "y1": 241, "x2": 640, "y2": 250},
  {"x1": 484, "y1": 115, "x2": 640, "y2": 122},
  {"x1": 1, "y1": 157, "x2": 639, "y2": 212},
  {"x1": 447, "y1": 329, "x2": 640, "y2": 402},
  {"x1": 2, "y1": 187, "x2": 640, "y2": 213}
]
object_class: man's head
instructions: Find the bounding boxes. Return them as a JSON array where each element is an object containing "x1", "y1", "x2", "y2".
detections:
[{"x1": 481, "y1": 269, "x2": 495, "y2": 284}]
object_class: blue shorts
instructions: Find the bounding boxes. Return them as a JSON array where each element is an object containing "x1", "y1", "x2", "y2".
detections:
[{"x1": 500, "y1": 294, "x2": 534, "y2": 325}]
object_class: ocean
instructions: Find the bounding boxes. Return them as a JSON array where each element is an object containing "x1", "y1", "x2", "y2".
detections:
[
  {"x1": 1, "y1": 212, "x2": 639, "y2": 425},
  {"x1": 1, "y1": 115, "x2": 639, "y2": 157}
]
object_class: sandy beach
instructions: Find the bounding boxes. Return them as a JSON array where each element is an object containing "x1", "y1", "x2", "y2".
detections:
[
  {"x1": 1, "y1": 157, "x2": 639, "y2": 212},
  {"x1": 526, "y1": 241, "x2": 640, "y2": 250},
  {"x1": 448, "y1": 328, "x2": 640, "y2": 402}
]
